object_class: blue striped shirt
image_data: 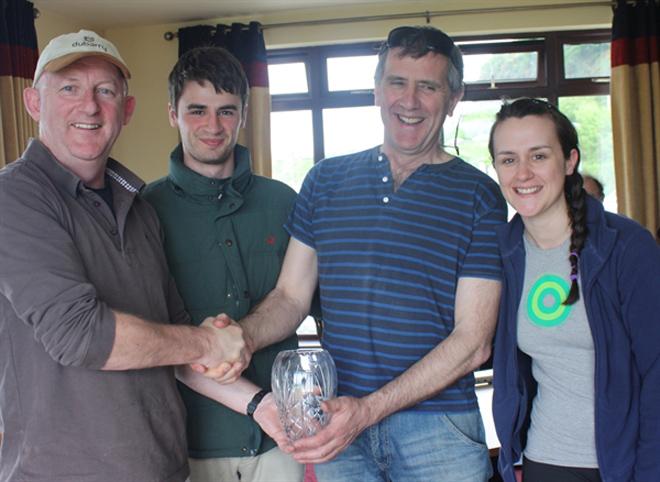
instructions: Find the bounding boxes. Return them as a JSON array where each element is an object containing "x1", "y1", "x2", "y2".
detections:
[{"x1": 287, "y1": 146, "x2": 507, "y2": 412}]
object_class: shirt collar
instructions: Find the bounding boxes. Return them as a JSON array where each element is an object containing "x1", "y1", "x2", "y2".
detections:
[{"x1": 23, "y1": 138, "x2": 144, "y2": 197}]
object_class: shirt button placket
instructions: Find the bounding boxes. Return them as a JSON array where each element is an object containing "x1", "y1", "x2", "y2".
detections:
[{"x1": 378, "y1": 154, "x2": 391, "y2": 204}]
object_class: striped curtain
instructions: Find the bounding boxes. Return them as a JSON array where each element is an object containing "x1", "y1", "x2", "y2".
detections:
[
  {"x1": 0, "y1": 0, "x2": 38, "y2": 167},
  {"x1": 178, "y1": 22, "x2": 272, "y2": 177},
  {"x1": 611, "y1": 0, "x2": 659, "y2": 234}
]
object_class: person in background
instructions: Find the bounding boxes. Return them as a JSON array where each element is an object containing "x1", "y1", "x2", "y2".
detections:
[
  {"x1": 489, "y1": 97, "x2": 660, "y2": 482},
  {"x1": 224, "y1": 25, "x2": 508, "y2": 482},
  {"x1": 582, "y1": 174, "x2": 604, "y2": 202},
  {"x1": 143, "y1": 46, "x2": 303, "y2": 482},
  {"x1": 0, "y1": 30, "x2": 246, "y2": 482}
]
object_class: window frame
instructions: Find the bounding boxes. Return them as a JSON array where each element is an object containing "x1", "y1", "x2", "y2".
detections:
[
  {"x1": 268, "y1": 29, "x2": 610, "y2": 164},
  {"x1": 269, "y1": 43, "x2": 381, "y2": 161}
]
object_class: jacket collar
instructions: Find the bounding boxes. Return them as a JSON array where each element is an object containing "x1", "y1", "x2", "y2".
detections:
[
  {"x1": 24, "y1": 138, "x2": 144, "y2": 198},
  {"x1": 581, "y1": 195, "x2": 617, "y2": 284},
  {"x1": 167, "y1": 143, "x2": 253, "y2": 197},
  {"x1": 495, "y1": 195, "x2": 618, "y2": 285},
  {"x1": 495, "y1": 213, "x2": 525, "y2": 260}
]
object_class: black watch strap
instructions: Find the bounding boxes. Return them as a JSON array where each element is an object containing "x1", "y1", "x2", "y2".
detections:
[{"x1": 246, "y1": 389, "x2": 270, "y2": 419}]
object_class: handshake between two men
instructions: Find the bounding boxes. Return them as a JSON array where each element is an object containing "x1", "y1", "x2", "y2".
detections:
[{"x1": 189, "y1": 313, "x2": 252, "y2": 382}]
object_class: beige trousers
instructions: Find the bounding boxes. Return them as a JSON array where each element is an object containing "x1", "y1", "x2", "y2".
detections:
[{"x1": 189, "y1": 447, "x2": 304, "y2": 482}]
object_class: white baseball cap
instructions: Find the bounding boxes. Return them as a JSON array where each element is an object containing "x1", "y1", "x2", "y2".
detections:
[{"x1": 33, "y1": 29, "x2": 131, "y2": 85}]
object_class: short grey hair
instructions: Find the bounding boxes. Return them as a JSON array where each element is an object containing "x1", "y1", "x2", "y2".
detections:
[{"x1": 374, "y1": 26, "x2": 464, "y2": 94}]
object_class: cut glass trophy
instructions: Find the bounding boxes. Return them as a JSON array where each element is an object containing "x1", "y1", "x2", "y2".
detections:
[{"x1": 271, "y1": 349, "x2": 337, "y2": 441}]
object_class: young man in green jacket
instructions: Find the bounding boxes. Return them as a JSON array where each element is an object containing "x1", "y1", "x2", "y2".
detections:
[{"x1": 144, "y1": 47, "x2": 302, "y2": 482}]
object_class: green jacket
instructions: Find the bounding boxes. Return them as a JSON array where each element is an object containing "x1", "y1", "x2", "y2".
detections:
[{"x1": 144, "y1": 144, "x2": 298, "y2": 458}]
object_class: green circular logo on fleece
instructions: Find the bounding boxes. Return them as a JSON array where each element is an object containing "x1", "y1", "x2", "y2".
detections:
[{"x1": 526, "y1": 274, "x2": 572, "y2": 327}]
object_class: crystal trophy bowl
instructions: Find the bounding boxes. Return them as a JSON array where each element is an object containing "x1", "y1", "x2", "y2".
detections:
[{"x1": 271, "y1": 348, "x2": 337, "y2": 441}]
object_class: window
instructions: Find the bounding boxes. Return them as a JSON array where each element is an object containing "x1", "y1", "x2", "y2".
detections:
[
  {"x1": 268, "y1": 62, "x2": 308, "y2": 95},
  {"x1": 322, "y1": 106, "x2": 381, "y2": 158},
  {"x1": 327, "y1": 55, "x2": 379, "y2": 91},
  {"x1": 559, "y1": 95, "x2": 615, "y2": 212},
  {"x1": 443, "y1": 99, "x2": 504, "y2": 181},
  {"x1": 464, "y1": 51, "x2": 539, "y2": 85},
  {"x1": 268, "y1": 44, "x2": 379, "y2": 192},
  {"x1": 267, "y1": 30, "x2": 613, "y2": 342},
  {"x1": 270, "y1": 110, "x2": 314, "y2": 191},
  {"x1": 563, "y1": 43, "x2": 610, "y2": 79}
]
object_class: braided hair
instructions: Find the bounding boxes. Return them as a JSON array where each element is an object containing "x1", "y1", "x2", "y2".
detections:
[{"x1": 488, "y1": 98, "x2": 588, "y2": 305}]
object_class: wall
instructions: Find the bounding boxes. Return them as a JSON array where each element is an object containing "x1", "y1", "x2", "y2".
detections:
[
  {"x1": 34, "y1": 0, "x2": 612, "y2": 182},
  {"x1": 34, "y1": 9, "x2": 88, "y2": 51}
]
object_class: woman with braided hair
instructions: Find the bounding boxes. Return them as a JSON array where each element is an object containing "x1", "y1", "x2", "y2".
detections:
[{"x1": 488, "y1": 98, "x2": 660, "y2": 482}]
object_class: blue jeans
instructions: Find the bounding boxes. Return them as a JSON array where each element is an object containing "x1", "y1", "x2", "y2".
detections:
[{"x1": 314, "y1": 409, "x2": 492, "y2": 482}]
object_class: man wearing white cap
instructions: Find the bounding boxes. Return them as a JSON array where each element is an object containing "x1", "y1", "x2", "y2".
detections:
[{"x1": 0, "y1": 30, "x2": 249, "y2": 481}]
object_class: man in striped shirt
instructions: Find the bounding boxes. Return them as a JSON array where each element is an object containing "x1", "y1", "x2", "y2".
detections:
[{"x1": 235, "y1": 25, "x2": 507, "y2": 481}]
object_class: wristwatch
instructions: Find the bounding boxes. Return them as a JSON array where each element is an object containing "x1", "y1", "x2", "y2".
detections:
[{"x1": 246, "y1": 389, "x2": 270, "y2": 419}]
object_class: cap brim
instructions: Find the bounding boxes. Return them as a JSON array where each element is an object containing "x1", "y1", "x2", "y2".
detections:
[{"x1": 43, "y1": 52, "x2": 131, "y2": 80}]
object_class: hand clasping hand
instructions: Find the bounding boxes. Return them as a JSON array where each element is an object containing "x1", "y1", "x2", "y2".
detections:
[{"x1": 191, "y1": 314, "x2": 252, "y2": 383}]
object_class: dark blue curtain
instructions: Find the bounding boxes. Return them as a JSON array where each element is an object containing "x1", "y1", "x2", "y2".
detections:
[
  {"x1": 0, "y1": 0, "x2": 38, "y2": 79},
  {"x1": 0, "y1": 0, "x2": 38, "y2": 166},
  {"x1": 177, "y1": 22, "x2": 268, "y2": 88}
]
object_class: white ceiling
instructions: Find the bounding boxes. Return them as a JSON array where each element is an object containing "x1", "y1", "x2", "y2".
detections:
[{"x1": 32, "y1": 0, "x2": 397, "y2": 29}]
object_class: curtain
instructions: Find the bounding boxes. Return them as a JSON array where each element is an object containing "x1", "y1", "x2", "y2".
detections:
[
  {"x1": 177, "y1": 22, "x2": 272, "y2": 177},
  {"x1": 611, "y1": 0, "x2": 659, "y2": 235},
  {"x1": 0, "y1": 0, "x2": 38, "y2": 168}
]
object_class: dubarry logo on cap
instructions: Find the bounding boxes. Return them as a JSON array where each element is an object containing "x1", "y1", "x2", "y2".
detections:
[{"x1": 33, "y1": 29, "x2": 131, "y2": 85}]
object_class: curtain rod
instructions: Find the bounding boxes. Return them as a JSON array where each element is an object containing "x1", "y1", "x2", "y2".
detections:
[{"x1": 163, "y1": 1, "x2": 613, "y2": 40}]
